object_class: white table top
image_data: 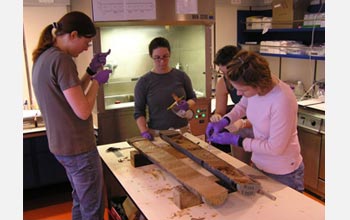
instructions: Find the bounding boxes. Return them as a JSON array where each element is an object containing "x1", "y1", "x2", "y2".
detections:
[
  {"x1": 297, "y1": 98, "x2": 325, "y2": 112},
  {"x1": 23, "y1": 109, "x2": 42, "y2": 119},
  {"x1": 98, "y1": 133, "x2": 324, "y2": 220}
]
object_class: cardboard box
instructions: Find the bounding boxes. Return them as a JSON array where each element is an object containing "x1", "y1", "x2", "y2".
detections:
[
  {"x1": 272, "y1": 0, "x2": 311, "y2": 28},
  {"x1": 246, "y1": 16, "x2": 272, "y2": 30},
  {"x1": 241, "y1": 43, "x2": 260, "y2": 52},
  {"x1": 246, "y1": 16, "x2": 263, "y2": 30},
  {"x1": 303, "y1": 13, "x2": 325, "y2": 28}
]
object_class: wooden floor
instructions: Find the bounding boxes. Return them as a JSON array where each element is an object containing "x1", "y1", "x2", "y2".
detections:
[
  {"x1": 23, "y1": 182, "x2": 109, "y2": 220},
  {"x1": 303, "y1": 189, "x2": 325, "y2": 205},
  {"x1": 23, "y1": 201, "x2": 73, "y2": 220}
]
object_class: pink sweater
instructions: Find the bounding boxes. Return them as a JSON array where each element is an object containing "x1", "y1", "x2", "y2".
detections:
[{"x1": 225, "y1": 80, "x2": 303, "y2": 175}]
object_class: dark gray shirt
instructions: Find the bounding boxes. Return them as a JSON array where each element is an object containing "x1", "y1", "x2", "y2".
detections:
[
  {"x1": 32, "y1": 47, "x2": 95, "y2": 156},
  {"x1": 134, "y1": 68, "x2": 196, "y2": 130}
]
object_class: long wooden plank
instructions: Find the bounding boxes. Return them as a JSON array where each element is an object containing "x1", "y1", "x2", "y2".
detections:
[
  {"x1": 126, "y1": 136, "x2": 228, "y2": 207},
  {"x1": 159, "y1": 130, "x2": 262, "y2": 196}
]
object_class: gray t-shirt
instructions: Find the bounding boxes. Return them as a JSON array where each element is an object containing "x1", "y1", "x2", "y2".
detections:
[
  {"x1": 134, "y1": 68, "x2": 196, "y2": 130},
  {"x1": 32, "y1": 47, "x2": 95, "y2": 156}
]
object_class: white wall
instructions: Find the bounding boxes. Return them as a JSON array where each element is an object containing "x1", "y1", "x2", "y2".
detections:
[
  {"x1": 23, "y1": 5, "x2": 69, "y2": 109},
  {"x1": 23, "y1": 1, "x2": 325, "y2": 107},
  {"x1": 215, "y1": 1, "x2": 238, "y2": 51}
]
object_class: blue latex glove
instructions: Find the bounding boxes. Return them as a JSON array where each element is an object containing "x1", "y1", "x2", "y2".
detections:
[
  {"x1": 141, "y1": 131, "x2": 154, "y2": 141},
  {"x1": 88, "y1": 49, "x2": 111, "y2": 74},
  {"x1": 176, "y1": 100, "x2": 189, "y2": 111},
  {"x1": 205, "y1": 117, "x2": 230, "y2": 139},
  {"x1": 207, "y1": 132, "x2": 243, "y2": 147},
  {"x1": 92, "y1": 69, "x2": 112, "y2": 85}
]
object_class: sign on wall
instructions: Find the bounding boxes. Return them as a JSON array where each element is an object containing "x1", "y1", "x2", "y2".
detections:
[{"x1": 91, "y1": 0, "x2": 156, "y2": 21}]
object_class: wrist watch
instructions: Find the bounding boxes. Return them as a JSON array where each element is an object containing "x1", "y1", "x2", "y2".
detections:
[{"x1": 86, "y1": 66, "x2": 96, "y2": 76}]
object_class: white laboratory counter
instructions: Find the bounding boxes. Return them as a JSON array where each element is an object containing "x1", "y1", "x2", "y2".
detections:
[
  {"x1": 297, "y1": 98, "x2": 325, "y2": 112},
  {"x1": 98, "y1": 133, "x2": 324, "y2": 220}
]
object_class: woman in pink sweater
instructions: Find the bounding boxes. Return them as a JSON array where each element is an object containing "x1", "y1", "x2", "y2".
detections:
[{"x1": 206, "y1": 50, "x2": 304, "y2": 192}]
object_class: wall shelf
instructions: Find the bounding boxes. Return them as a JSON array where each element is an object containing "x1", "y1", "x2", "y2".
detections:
[
  {"x1": 237, "y1": 4, "x2": 325, "y2": 51},
  {"x1": 244, "y1": 27, "x2": 324, "y2": 33},
  {"x1": 260, "y1": 53, "x2": 324, "y2": 60},
  {"x1": 237, "y1": 3, "x2": 325, "y2": 80}
]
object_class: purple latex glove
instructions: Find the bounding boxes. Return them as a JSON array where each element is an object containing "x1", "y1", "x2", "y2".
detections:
[
  {"x1": 171, "y1": 100, "x2": 191, "y2": 118},
  {"x1": 92, "y1": 69, "x2": 112, "y2": 85},
  {"x1": 89, "y1": 49, "x2": 111, "y2": 73},
  {"x1": 176, "y1": 100, "x2": 189, "y2": 111},
  {"x1": 205, "y1": 117, "x2": 230, "y2": 139},
  {"x1": 207, "y1": 132, "x2": 243, "y2": 147},
  {"x1": 141, "y1": 131, "x2": 154, "y2": 141}
]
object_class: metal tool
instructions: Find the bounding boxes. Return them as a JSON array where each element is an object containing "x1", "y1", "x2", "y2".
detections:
[
  {"x1": 167, "y1": 95, "x2": 184, "y2": 110},
  {"x1": 106, "y1": 146, "x2": 134, "y2": 158},
  {"x1": 257, "y1": 189, "x2": 277, "y2": 201},
  {"x1": 167, "y1": 94, "x2": 194, "y2": 119}
]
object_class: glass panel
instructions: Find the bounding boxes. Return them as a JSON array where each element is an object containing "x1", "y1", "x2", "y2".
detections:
[{"x1": 99, "y1": 25, "x2": 207, "y2": 109}]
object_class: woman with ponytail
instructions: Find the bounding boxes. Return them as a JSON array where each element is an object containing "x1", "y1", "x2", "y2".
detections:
[{"x1": 32, "y1": 11, "x2": 112, "y2": 220}]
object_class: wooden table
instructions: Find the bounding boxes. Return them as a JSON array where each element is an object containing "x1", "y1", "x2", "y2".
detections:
[{"x1": 98, "y1": 133, "x2": 324, "y2": 220}]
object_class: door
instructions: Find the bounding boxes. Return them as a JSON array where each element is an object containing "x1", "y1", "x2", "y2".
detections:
[
  {"x1": 317, "y1": 134, "x2": 325, "y2": 195},
  {"x1": 298, "y1": 127, "x2": 322, "y2": 191}
]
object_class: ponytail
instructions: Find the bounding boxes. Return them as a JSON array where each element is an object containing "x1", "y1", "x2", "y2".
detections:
[
  {"x1": 32, "y1": 24, "x2": 55, "y2": 62},
  {"x1": 32, "y1": 11, "x2": 96, "y2": 63}
]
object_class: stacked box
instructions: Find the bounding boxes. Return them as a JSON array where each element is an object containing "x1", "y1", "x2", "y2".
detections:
[
  {"x1": 260, "y1": 40, "x2": 302, "y2": 54},
  {"x1": 303, "y1": 13, "x2": 325, "y2": 28},
  {"x1": 241, "y1": 43, "x2": 260, "y2": 52},
  {"x1": 246, "y1": 16, "x2": 272, "y2": 30},
  {"x1": 272, "y1": 0, "x2": 311, "y2": 28},
  {"x1": 246, "y1": 16, "x2": 264, "y2": 30}
]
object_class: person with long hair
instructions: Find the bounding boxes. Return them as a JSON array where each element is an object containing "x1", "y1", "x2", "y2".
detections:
[
  {"x1": 211, "y1": 45, "x2": 253, "y2": 164},
  {"x1": 206, "y1": 50, "x2": 304, "y2": 192},
  {"x1": 32, "y1": 11, "x2": 111, "y2": 219}
]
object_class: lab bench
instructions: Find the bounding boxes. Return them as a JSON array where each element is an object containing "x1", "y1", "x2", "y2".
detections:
[{"x1": 98, "y1": 133, "x2": 324, "y2": 220}]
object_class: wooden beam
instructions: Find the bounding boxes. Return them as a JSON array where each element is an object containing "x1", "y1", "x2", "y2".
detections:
[
  {"x1": 159, "y1": 130, "x2": 261, "y2": 196},
  {"x1": 130, "y1": 150, "x2": 152, "y2": 167},
  {"x1": 173, "y1": 185, "x2": 202, "y2": 209},
  {"x1": 127, "y1": 136, "x2": 228, "y2": 207}
]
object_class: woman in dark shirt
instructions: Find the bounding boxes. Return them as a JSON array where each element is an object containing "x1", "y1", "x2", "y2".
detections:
[{"x1": 134, "y1": 37, "x2": 196, "y2": 140}]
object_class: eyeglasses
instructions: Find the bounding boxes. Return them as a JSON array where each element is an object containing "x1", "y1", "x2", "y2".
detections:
[{"x1": 152, "y1": 55, "x2": 170, "y2": 61}]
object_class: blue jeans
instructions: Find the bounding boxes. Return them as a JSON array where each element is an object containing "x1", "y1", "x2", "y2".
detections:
[
  {"x1": 255, "y1": 162, "x2": 305, "y2": 192},
  {"x1": 55, "y1": 148, "x2": 105, "y2": 220}
]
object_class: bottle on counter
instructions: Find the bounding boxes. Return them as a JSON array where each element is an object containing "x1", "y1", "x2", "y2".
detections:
[
  {"x1": 23, "y1": 100, "x2": 29, "y2": 110},
  {"x1": 315, "y1": 82, "x2": 325, "y2": 102},
  {"x1": 294, "y1": 81, "x2": 305, "y2": 100}
]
